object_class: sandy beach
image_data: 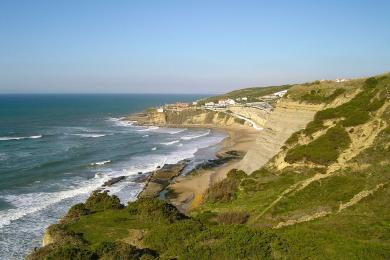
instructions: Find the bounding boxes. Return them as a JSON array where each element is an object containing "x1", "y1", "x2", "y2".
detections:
[{"x1": 166, "y1": 126, "x2": 259, "y2": 212}]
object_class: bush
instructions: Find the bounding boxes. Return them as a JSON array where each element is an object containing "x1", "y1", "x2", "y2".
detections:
[
  {"x1": 234, "y1": 118, "x2": 246, "y2": 125},
  {"x1": 206, "y1": 169, "x2": 246, "y2": 203},
  {"x1": 217, "y1": 112, "x2": 226, "y2": 119},
  {"x1": 285, "y1": 125, "x2": 351, "y2": 165},
  {"x1": 301, "y1": 88, "x2": 346, "y2": 104},
  {"x1": 366, "y1": 98, "x2": 386, "y2": 112},
  {"x1": 285, "y1": 131, "x2": 302, "y2": 145},
  {"x1": 45, "y1": 245, "x2": 97, "y2": 260},
  {"x1": 216, "y1": 211, "x2": 249, "y2": 224},
  {"x1": 95, "y1": 241, "x2": 157, "y2": 260},
  {"x1": 305, "y1": 77, "x2": 387, "y2": 136},
  {"x1": 127, "y1": 198, "x2": 186, "y2": 223},
  {"x1": 61, "y1": 203, "x2": 90, "y2": 223},
  {"x1": 85, "y1": 191, "x2": 123, "y2": 212},
  {"x1": 363, "y1": 77, "x2": 378, "y2": 89},
  {"x1": 46, "y1": 224, "x2": 87, "y2": 246},
  {"x1": 241, "y1": 178, "x2": 258, "y2": 192}
]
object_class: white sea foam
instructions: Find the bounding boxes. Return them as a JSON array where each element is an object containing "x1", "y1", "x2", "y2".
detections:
[
  {"x1": 142, "y1": 134, "x2": 149, "y2": 138},
  {"x1": 160, "y1": 140, "x2": 180, "y2": 145},
  {"x1": 90, "y1": 160, "x2": 111, "y2": 166},
  {"x1": 0, "y1": 178, "x2": 106, "y2": 229},
  {"x1": 109, "y1": 117, "x2": 137, "y2": 127},
  {"x1": 0, "y1": 135, "x2": 42, "y2": 141},
  {"x1": 181, "y1": 130, "x2": 211, "y2": 140},
  {"x1": 73, "y1": 133, "x2": 106, "y2": 138},
  {"x1": 0, "y1": 127, "x2": 225, "y2": 240},
  {"x1": 151, "y1": 147, "x2": 157, "y2": 151},
  {"x1": 169, "y1": 128, "x2": 187, "y2": 134},
  {"x1": 137, "y1": 126, "x2": 160, "y2": 132}
]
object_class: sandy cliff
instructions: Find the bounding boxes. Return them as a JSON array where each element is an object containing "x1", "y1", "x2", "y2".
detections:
[
  {"x1": 127, "y1": 108, "x2": 251, "y2": 128},
  {"x1": 238, "y1": 100, "x2": 323, "y2": 173}
]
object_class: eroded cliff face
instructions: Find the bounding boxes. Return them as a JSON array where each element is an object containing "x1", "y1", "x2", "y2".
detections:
[
  {"x1": 127, "y1": 109, "x2": 252, "y2": 128},
  {"x1": 228, "y1": 106, "x2": 268, "y2": 127},
  {"x1": 238, "y1": 100, "x2": 324, "y2": 173},
  {"x1": 42, "y1": 230, "x2": 54, "y2": 246}
]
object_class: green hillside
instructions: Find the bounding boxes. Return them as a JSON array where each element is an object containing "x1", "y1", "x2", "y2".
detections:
[
  {"x1": 28, "y1": 74, "x2": 390, "y2": 259},
  {"x1": 198, "y1": 84, "x2": 291, "y2": 104}
]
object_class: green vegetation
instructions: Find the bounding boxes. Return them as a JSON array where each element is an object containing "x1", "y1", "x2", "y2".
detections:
[
  {"x1": 314, "y1": 77, "x2": 387, "y2": 127},
  {"x1": 301, "y1": 88, "x2": 346, "y2": 104},
  {"x1": 285, "y1": 125, "x2": 351, "y2": 165},
  {"x1": 234, "y1": 117, "x2": 246, "y2": 125},
  {"x1": 205, "y1": 169, "x2": 246, "y2": 203},
  {"x1": 30, "y1": 73, "x2": 390, "y2": 260},
  {"x1": 216, "y1": 211, "x2": 250, "y2": 224},
  {"x1": 29, "y1": 194, "x2": 288, "y2": 259},
  {"x1": 198, "y1": 84, "x2": 291, "y2": 105}
]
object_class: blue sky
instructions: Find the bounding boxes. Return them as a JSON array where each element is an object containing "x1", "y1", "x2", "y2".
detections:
[{"x1": 0, "y1": 0, "x2": 389, "y2": 93}]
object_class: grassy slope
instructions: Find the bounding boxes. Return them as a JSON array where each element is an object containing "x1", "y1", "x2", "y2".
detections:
[
  {"x1": 196, "y1": 73, "x2": 390, "y2": 259},
  {"x1": 30, "y1": 74, "x2": 390, "y2": 259},
  {"x1": 198, "y1": 84, "x2": 291, "y2": 104}
]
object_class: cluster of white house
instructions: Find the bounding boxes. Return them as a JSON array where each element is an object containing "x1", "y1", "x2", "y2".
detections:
[
  {"x1": 205, "y1": 98, "x2": 236, "y2": 108},
  {"x1": 156, "y1": 89, "x2": 289, "y2": 112}
]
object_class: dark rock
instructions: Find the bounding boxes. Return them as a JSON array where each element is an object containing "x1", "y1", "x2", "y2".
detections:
[{"x1": 102, "y1": 176, "x2": 126, "y2": 187}]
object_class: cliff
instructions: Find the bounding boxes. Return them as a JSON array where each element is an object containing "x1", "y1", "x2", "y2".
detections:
[
  {"x1": 29, "y1": 73, "x2": 390, "y2": 260},
  {"x1": 238, "y1": 100, "x2": 323, "y2": 173},
  {"x1": 126, "y1": 108, "x2": 253, "y2": 128}
]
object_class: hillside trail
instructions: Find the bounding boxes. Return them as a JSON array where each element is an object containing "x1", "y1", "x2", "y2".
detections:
[
  {"x1": 253, "y1": 103, "x2": 388, "y2": 225},
  {"x1": 273, "y1": 182, "x2": 387, "y2": 229}
]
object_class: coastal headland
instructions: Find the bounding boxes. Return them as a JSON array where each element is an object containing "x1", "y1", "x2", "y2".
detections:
[{"x1": 28, "y1": 74, "x2": 390, "y2": 259}]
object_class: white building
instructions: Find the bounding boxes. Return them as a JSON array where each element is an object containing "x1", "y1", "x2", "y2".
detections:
[
  {"x1": 335, "y1": 78, "x2": 348, "y2": 83},
  {"x1": 242, "y1": 97, "x2": 248, "y2": 101},
  {"x1": 227, "y1": 99, "x2": 236, "y2": 105},
  {"x1": 205, "y1": 102, "x2": 215, "y2": 107},
  {"x1": 192, "y1": 101, "x2": 198, "y2": 106},
  {"x1": 273, "y1": 90, "x2": 288, "y2": 98},
  {"x1": 219, "y1": 99, "x2": 236, "y2": 106},
  {"x1": 156, "y1": 107, "x2": 164, "y2": 113}
]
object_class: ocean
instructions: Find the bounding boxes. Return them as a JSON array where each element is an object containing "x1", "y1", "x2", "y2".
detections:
[{"x1": 0, "y1": 94, "x2": 226, "y2": 259}]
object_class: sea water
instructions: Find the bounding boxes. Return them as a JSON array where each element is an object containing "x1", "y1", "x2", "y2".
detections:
[{"x1": 0, "y1": 94, "x2": 226, "y2": 259}]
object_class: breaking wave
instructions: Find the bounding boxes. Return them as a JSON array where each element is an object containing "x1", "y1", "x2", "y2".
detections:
[
  {"x1": 0, "y1": 135, "x2": 42, "y2": 141},
  {"x1": 160, "y1": 140, "x2": 180, "y2": 145},
  {"x1": 181, "y1": 130, "x2": 211, "y2": 140},
  {"x1": 90, "y1": 160, "x2": 111, "y2": 166}
]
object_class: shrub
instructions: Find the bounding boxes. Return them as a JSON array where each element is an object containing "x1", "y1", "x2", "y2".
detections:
[
  {"x1": 227, "y1": 169, "x2": 246, "y2": 180},
  {"x1": 95, "y1": 241, "x2": 157, "y2": 260},
  {"x1": 241, "y1": 178, "x2": 258, "y2": 192},
  {"x1": 216, "y1": 211, "x2": 249, "y2": 224},
  {"x1": 234, "y1": 118, "x2": 246, "y2": 125},
  {"x1": 342, "y1": 110, "x2": 370, "y2": 127},
  {"x1": 144, "y1": 219, "x2": 204, "y2": 256},
  {"x1": 301, "y1": 88, "x2": 346, "y2": 104},
  {"x1": 46, "y1": 224, "x2": 87, "y2": 246},
  {"x1": 285, "y1": 125, "x2": 351, "y2": 165},
  {"x1": 85, "y1": 191, "x2": 123, "y2": 212},
  {"x1": 206, "y1": 169, "x2": 246, "y2": 203},
  {"x1": 366, "y1": 98, "x2": 386, "y2": 112},
  {"x1": 363, "y1": 77, "x2": 378, "y2": 89},
  {"x1": 127, "y1": 198, "x2": 186, "y2": 223},
  {"x1": 61, "y1": 203, "x2": 90, "y2": 223},
  {"x1": 285, "y1": 131, "x2": 302, "y2": 145},
  {"x1": 45, "y1": 245, "x2": 97, "y2": 260},
  {"x1": 217, "y1": 112, "x2": 226, "y2": 119}
]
